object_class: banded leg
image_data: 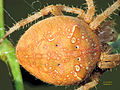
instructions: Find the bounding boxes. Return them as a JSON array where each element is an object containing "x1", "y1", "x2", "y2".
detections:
[
  {"x1": 84, "y1": 0, "x2": 95, "y2": 23},
  {"x1": 90, "y1": 0, "x2": 120, "y2": 30},
  {"x1": 98, "y1": 54, "x2": 120, "y2": 69},
  {"x1": 0, "y1": 5, "x2": 63, "y2": 44},
  {"x1": 76, "y1": 72, "x2": 100, "y2": 90}
]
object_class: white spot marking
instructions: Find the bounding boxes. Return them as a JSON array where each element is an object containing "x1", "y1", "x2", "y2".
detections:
[
  {"x1": 88, "y1": 62, "x2": 91, "y2": 64},
  {"x1": 67, "y1": 75, "x2": 69, "y2": 77},
  {"x1": 36, "y1": 41, "x2": 38, "y2": 43},
  {"x1": 63, "y1": 32, "x2": 65, "y2": 35},
  {"x1": 64, "y1": 78, "x2": 66, "y2": 81},
  {"x1": 86, "y1": 39, "x2": 88, "y2": 42},
  {"x1": 57, "y1": 57, "x2": 60, "y2": 60},
  {"x1": 80, "y1": 64, "x2": 82, "y2": 67},
  {"x1": 48, "y1": 57, "x2": 50, "y2": 60},
  {"x1": 68, "y1": 29, "x2": 70, "y2": 32},
  {"x1": 58, "y1": 54, "x2": 61, "y2": 57},
  {"x1": 94, "y1": 53, "x2": 96, "y2": 56},
  {"x1": 68, "y1": 77, "x2": 71, "y2": 79},
  {"x1": 25, "y1": 56, "x2": 28, "y2": 58},
  {"x1": 68, "y1": 25, "x2": 78, "y2": 38},
  {"x1": 75, "y1": 65, "x2": 80, "y2": 72},
  {"x1": 74, "y1": 72, "x2": 82, "y2": 80},
  {"x1": 82, "y1": 51, "x2": 85, "y2": 54},
  {"x1": 71, "y1": 37, "x2": 76, "y2": 43},
  {"x1": 82, "y1": 33, "x2": 84, "y2": 35},
  {"x1": 37, "y1": 42, "x2": 41, "y2": 47},
  {"x1": 54, "y1": 70, "x2": 58, "y2": 73},
  {"x1": 48, "y1": 38, "x2": 55, "y2": 41},
  {"x1": 92, "y1": 43, "x2": 94, "y2": 46},
  {"x1": 86, "y1": 66, "x2": 89, "y2": 70},
  {"x1": 82, "y1": 36, "x2": 85, "y2": 39},
  {"x1": 49, "y1": 67, "x2": 52, "y2": 69}
]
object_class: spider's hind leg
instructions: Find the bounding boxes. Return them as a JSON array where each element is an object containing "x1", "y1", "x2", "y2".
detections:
[
  {"x1": 76, "y1": 72, "x2": 100, "y2": 90},
  {"x1": 98, "y1": 53, "x2": 120, "y2": 69},
  {"x1": 98, "y1": 43, "x2": 120, "y2": 69}
]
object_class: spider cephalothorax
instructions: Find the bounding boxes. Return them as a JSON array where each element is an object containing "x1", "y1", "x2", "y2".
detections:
[{"x1": 0, "y1": 0, "x2": 120, "y2": 90}]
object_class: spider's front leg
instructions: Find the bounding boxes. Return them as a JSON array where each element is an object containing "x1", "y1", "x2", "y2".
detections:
[
  {"x1": 90, "y1": 0, "x2": 120, "y2": 30},
  {"x1": 0, "y1": 5, "x2": 63, "y2": 44},
  {"x1": 84, "y1": 0, "x2": 95, "y2": 23}
]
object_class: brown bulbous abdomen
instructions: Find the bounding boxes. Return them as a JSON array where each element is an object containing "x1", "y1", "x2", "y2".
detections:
[{"x1": 16, "y1": 16, "x2": 101, "y2": 85}]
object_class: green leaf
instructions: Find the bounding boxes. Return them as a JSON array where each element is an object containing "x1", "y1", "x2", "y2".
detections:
[{"x1": 109, "y1": 35, "x2": 120, "y2": 53}]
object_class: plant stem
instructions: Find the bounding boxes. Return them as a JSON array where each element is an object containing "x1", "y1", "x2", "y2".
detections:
[
  {"x1": 0, "y1": 0, "x2": 24, "y2": 90},
  {"x1": 0, "y1": 0, "x2": 4, "y2": 38},
  {"x1": 0, "y1": 41, "x2": 24, "y2": 90}
]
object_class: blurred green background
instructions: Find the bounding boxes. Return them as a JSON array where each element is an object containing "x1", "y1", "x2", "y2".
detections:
[{"x1": 0, "y1": 0, "x2": 120, "y2": 90}]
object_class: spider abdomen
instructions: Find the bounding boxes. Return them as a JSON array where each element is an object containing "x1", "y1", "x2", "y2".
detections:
[{"x1": 16, "y1": 16, "x2": 101, "y2": 85}]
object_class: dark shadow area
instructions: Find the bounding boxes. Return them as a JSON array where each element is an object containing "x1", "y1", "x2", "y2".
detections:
[
  {"x1": 0, "y1": 60, "x2": 13, "y2": 90},
  {"x1": 21, "y1": 67, "x2": 51, "y2": 86}
]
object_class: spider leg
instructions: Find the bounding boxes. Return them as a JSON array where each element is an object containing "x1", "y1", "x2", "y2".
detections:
[
  {"x1": 90, "y1": 0, "x2": 120, "y2": 30},
  {"x1": 76, "y1": 72, "x2": 100, "y2": 90},
  {"x1": 98, "y1": 54, "x2": 120, "y2": 69},
  {"x1": 56, "y1": 5, "x2": 85, "y2": 19},
  {"x1": 0, "y1": 4, "x2": 86, "y2": 44},
  {"x1": 84, "y1": 0, "x2": 95, "y2": 23},
  {"x1": 98, "y1": 43, "x2": 120, "y2": 69},
  {"x1": 0, "y1": 5, "x2": 63, "y2": 44},
  {"x1": 101, "y1": 43, "x2": 113, "y2": 54}
]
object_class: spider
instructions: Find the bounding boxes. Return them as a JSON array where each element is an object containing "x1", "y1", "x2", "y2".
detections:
[{"x1": 0, "y1": 0, "x2": 120, "y2": 90}]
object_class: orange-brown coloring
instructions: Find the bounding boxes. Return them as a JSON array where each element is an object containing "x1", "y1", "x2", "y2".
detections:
[{"x1": 16, "y1": 16, "x2": 101, "y2": 85}]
